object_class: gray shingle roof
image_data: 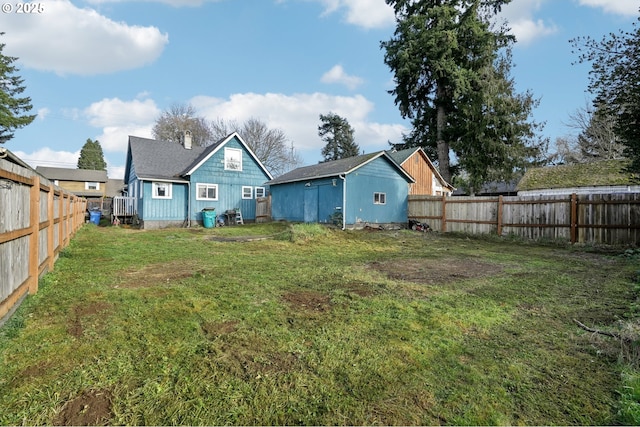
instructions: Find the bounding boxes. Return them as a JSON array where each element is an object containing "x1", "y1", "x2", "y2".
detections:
[
  {"x1": 267, "y1": 151, "x2": 414, "y2": 185},
  {"x1": 36, "y1": 166, "x2": 108, "y2": 182},
  {"x1": 127, "y1": 136, "x2": 211, "y2": 181},
  {"x1": 387, "y1": 147, "x2": 420, "y2": 165}
]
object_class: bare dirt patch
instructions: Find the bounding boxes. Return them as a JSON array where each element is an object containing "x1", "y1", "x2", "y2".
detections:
[
  {"x1": 53, "y1": 389, "x2": 112, "y2": 426},
  {"x1": 282, "y1": 290, "x2": 332, "y2": 312},
  {"x1": 208, "y1": 235, "x2": 271, "y2": 242},
  {"x1": 67, "y1": 302, "x2": 113, "y2": 338},
  {"x1": 202, "y1": 320, "x2": 239, "y2": 339},
  {"x1": 369, "y1": 257, "x2": 502, "y2": 285},
  {"x1": 118, "y1": 261, "x2": 203, "y2": 288}
]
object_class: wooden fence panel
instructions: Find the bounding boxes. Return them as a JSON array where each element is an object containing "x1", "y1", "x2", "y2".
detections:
[
  {"x1": 409, "y1": 193, "x2": 640, "y2": 246},
  {"x1": 256, "y1": 196, "x2": 271, "y2": 223},
  {"x1": 0, "y1": 155, "x2": 86, "y2": 323}
]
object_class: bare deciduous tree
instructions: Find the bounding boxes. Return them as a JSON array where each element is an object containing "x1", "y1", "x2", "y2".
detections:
[
  {"x1": 212, "y1": 117, "x2": 303, "y2": 177},
  {"x1": 152, "y1": 103, "x2": 213, "y2": 147}
]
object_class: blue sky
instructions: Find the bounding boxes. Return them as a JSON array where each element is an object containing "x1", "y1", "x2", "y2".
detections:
[{"x1": 1, "y1": 0, "x2": 639, "y2": 179}]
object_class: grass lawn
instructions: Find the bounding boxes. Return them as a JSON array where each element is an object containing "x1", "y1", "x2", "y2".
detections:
[{"x1": 0, "y1": 222, "x2": 638, "y2": 425}]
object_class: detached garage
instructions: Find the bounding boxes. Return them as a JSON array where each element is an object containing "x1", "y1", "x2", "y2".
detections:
[{"x1": 267, "y1": 151, "x2": 414, "y2": 229}]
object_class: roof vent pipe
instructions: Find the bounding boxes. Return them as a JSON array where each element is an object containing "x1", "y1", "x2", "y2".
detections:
[{"x1": 184, "y1": 130, "x2": 192, "y2": 150}]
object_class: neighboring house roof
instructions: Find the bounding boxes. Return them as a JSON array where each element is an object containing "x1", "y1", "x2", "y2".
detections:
[
  {"x1": 36, "y1": 166, "x2": 108, "y2": 182},
  {"x1": 387, "y1": 147, "x2": 455, "y2": 191},
  {"x1": 125, "y1": 132, "x2": 273, "y2": 183},
  {"x1": 106, "y1": 179, "x2": 125, "y2": 197},
  {"x1": 517, "y1": 159, "x2": 637, "y2": 192},
  {"x1": 267, "y1": 151, "x2": 415, "y2": 186}
]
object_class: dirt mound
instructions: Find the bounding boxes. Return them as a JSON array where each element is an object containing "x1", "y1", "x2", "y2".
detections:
[{"x1": 54, "y1": 389, "x2": 112, "y2": 426}]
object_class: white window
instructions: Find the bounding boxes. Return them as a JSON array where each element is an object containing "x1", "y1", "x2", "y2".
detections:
[
  {"x1": 152, "y1": 182, "x2": 172, "y2": 199},
  {"x1": 197, "y1": 183, "x2": 218, "y2": 201},
  {"x1": 255, "y1": 187, "x2": 266, "y2": 198},
  {"x1": 225, "y1": 148, "x2": 242, "y2": 171},
  {"x1": 374, "y1": 192, "x2": 386, "y2": 205},
  {"x1": 242, "y1": 186, "x2": 253, "y2": 199},
  {"x1": 85, "y1": 182, "x2": 100, "y2": 190}
]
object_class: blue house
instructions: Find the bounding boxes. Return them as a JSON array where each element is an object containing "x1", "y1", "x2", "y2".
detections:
[
  {"x1": 267, "y1": 151, "x2": 415, "y2": 229},
  {"x1": 123, "y1": 132, "x2": 273, "y2": 229}
]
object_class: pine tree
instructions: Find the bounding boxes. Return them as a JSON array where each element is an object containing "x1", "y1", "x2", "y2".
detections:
[
  {"x1": 77, "y1": 138, "x2": 107, "y2": 171},
  {"x1": 0, "y1": 32, "x2": 36, "y2": 144},
  {"x1": 318, "y1": 113, "x2": 359, "y2": 162}
]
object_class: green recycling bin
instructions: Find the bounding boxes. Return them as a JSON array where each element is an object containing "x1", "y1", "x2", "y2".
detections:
[{"x1": 202, "y1": 208, "x2": 216, "y2": 228}]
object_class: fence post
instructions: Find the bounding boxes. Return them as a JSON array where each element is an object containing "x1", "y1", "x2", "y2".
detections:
[
  {"x1": 441, "y1": 194, "x2": 447, "y2": 232},
  {"x1": 28, "y1": 176, "x2": 40, "y2": 295},
  {"x1": 570, "y1": 193, "x2": 578, "y2": 244},
  {"x1": 46, "y1": 183, "x2": 54, "y2": 273},
  {"x1": 497, "y1": 195, "x2": 503, "y2": 236}
]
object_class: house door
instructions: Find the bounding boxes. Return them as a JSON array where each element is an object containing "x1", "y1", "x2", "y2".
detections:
[{"x1": 304, "y1": 186, "x2": 319, "y2": 223}]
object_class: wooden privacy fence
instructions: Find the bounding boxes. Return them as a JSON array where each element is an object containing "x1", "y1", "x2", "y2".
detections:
[
  {"x1": 409, "y1": 193, "x2": 640, "y2": 245},
  {"x1": 0, "y1": 156, "x2": 87, "y2": 322}
]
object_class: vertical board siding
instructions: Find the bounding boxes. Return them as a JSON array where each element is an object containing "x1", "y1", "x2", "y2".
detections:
[
  {"x1": 0, "y1": 156, "x2": 86, "y2": 322},
  {"x1": 409, "y1": 193, "x2": 640, "y2": 245}
]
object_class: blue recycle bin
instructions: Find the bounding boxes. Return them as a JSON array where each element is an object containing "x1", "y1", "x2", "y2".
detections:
[
  {"x1": 202, "y1": 208, "x2": 216, "y2": 228},
  {"x1": 89, "y1": 210, "x2": 101, "y2": 225}
]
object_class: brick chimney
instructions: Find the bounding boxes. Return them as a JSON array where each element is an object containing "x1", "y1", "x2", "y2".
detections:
[{"x1": 184, "y1": 130, "x2": 192, "y2": 150}]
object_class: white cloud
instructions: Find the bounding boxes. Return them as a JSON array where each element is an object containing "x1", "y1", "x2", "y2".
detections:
[
  {"x1": 36, "y1": 108, "x2": 50, "y2": 121},
  {"x1": 313, "y1": 0, "x2": 395, "y2": 29},
  {"x1": 0, "y1": 0, "x2": 168, "y2": 75},
  {"x1": 498, "y1": 0, "x2": 558, "y2": 45},
  {"x1": 14, "y1": 147, "x2": 80, "y2": 170},
  {"x1": 86, "y1": 0, "x2": 222, "y2": 6},
  {"x1": 321, "y1": 65, "x2": 364, "y2": 90},
  {"x1": 191, "y1": 92, "x2": 407, "y2": 163},
  {"x1": 577, "y1": 0, "x2": 640, "y2": 16},
  {"x1": 83, "y1": 97, "x2": 160, "y2": 152}
]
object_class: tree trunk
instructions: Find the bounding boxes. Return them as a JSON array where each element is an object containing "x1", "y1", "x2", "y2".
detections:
[{"x1": 436, "y1": 85, "x2": 452, "y2": 183}]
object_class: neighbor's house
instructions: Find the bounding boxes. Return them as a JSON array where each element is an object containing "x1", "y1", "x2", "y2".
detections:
[
  {"x1": 36, "y1": 166, "x2": 109, "y2": 212},
  {"x1": 517, "y1": 159, "x2": 640, "y2": 196},
  {"x1": 123, "y1": 132, "x2": 272, "y2": 229},
  {"x1": 388, "y1": 147, "x2": 454, "y2": 196},
  {"x1": 36, "y1": 166, "x2": 108, "y2": 198},
  {"x1": 267, "y1": 151, "x2": 415, "y2": 229}
]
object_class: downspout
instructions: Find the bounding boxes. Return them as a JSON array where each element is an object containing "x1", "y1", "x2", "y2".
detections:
[
  {"x1": 339, "y1": 174, "x2": 346, "y2": 230},
  {"x1": 187, "y1": 181, "x2": 191, "y2": 228}
]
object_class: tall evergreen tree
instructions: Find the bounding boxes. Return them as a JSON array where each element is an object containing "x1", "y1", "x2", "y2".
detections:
[
  {"x1": 0, "y1": 32, "x2": 36, "y2": 145},
  {"x1": 571, "y1": 11, "x2": 640, "y2": 174},
  {"x1": 381, "y1": 0, "x2": 514, "y2": 183},
  {"x1": 455, "y1": 46, "x2": 549, "y2": 193},
  {"x1": 77, "y1": 138, "x2": 107, "y2": 171},
  {"x1": 318, "y1": 113, "x2": 359, "y2": 162}
]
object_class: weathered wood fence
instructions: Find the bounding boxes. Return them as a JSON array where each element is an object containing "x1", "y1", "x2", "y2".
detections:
[
  {"x1": 409, "y1": 193, "x2": 640, "y2": 245},
  {"x1": 0, "y1": 156, "x2": 86, "y2": 322}
]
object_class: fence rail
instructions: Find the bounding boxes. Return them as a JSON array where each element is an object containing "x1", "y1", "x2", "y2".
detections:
[
  {"x1": 0, "y1": 156, "x2": 86, "y2": 322},
  {"x1": 409, "y1": 193, "x2": 640, "y2": 245}
]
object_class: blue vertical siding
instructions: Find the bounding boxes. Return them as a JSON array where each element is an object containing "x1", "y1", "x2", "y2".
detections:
[
  {"x1": 141, "y1": 180, "x2": 188, "y2": 220},
  {"x1": 345, "y1": 158, "x2": 409, "y2": 224},
  {"x1": 271, "y1": 156, "x2": 409, "y2": 226},
  {"x1": 188, "y1": 136, "x2": 271, "y2": 222}
]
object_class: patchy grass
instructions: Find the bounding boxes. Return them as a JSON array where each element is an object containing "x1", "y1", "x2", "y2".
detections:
[{"x1": 0, "y1": 223, "x2": 637, "y2": 425}]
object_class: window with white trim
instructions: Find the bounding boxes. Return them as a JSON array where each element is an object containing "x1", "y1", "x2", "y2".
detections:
[
  {"x1": 374, "y1": 192, "x2": 386, "y2": 205},
  {"x1": 255, "y1": 187, "x2": 266, "y2": 198},
  {"x1": 152, "y1": 182, "x2": 172, "y2": 199},
  {"x1": 85, "y1": 182, "x2": 100, "y2": 190},
  {"x1": 197, "y1": 183, "x2": 218, "y2": 201},
  {"x1": 224, "y1": 148, "x2": 242, "y2": 171},
  {"x1": 242, "y1": 186, "x2": 253, "y2": 199}
]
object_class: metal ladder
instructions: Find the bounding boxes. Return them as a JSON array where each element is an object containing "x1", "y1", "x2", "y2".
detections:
[{"x1": 235, "y1": 209, "x2": 244, "y2": 225}]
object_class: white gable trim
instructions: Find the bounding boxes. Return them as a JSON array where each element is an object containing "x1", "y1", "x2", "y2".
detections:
[{"x1": 183, "y1": 132, "x2": 274, "y2": 180}]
